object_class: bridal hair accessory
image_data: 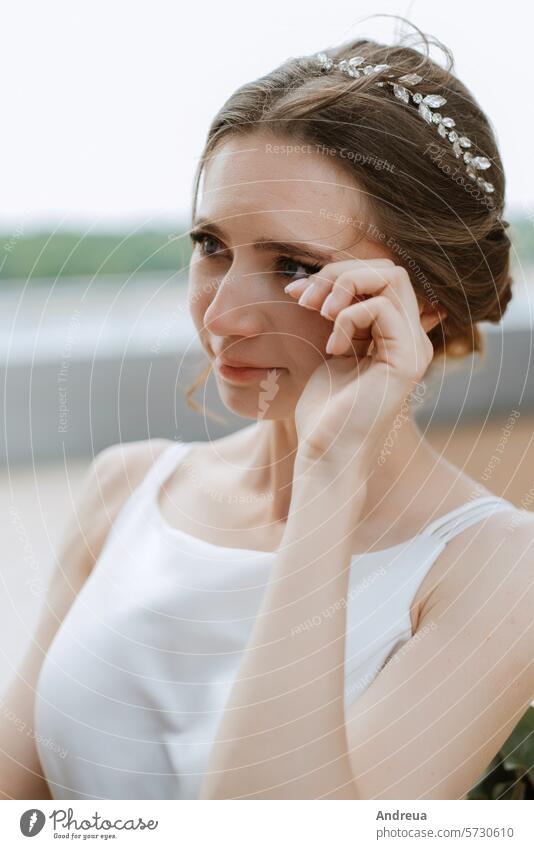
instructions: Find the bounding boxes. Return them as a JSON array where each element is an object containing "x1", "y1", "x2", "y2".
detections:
[{"x1": 313, "y1": 52, "x2": 495, "y2": 194}]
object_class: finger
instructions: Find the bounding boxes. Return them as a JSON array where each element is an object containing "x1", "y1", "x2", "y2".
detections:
[
  {"x1": 323, "y1": 266, "x2": 422, "y2": 337},
  {"x1": 284, "y1": 258, "x2": 395, "y2": 303},
  {"x1": 343, "y1": 335, "x2": 374, "y2": 360},
  {"x1": 326, "y1": 296, "x2": 400, "y2": 357},
  {"x1": 319, "y1": 266, "x2": 393, "y2": 318},
  {"x1": 331, "y1": 321, "x2": 373, "y2": 359}
]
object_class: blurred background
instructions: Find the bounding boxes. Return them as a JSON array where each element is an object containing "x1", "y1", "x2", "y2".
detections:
[{"x1": 1, "y1": 1, "x2": 533, "y2": 688}]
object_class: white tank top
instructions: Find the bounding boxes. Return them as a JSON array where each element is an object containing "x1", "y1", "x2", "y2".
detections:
[{"x1": 34, "y1": 440, "x2": 518, "y2": 800}]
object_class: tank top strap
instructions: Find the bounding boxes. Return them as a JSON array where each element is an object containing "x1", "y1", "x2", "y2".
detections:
[
  {"x1": 419, "y1": 495, "x2": 517, "y2": 546},
  {"x1": 139, "y1": 440, "x2": 191, "y2": 494}
]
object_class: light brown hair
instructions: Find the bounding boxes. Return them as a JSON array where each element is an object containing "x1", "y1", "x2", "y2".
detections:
[{"x1": 185, "y1": 17, "x2": 512, "y2": 414}]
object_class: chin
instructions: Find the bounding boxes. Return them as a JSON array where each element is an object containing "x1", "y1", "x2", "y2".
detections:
[{"x1": 216, "y1": 374, "x2": 296, "y2": 421}]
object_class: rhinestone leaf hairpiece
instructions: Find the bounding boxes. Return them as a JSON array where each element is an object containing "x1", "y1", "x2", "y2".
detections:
[{"x1": 313, "y1": 52, "x2": 495, "y2": 194}]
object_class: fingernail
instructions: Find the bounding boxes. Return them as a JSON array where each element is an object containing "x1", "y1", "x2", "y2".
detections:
[
  {"x1": 284, "y1": 281, "x2": 302, "y2": 293},
  {"x1": 320, "y1": 293, "x2": 333, "y2": 317},
  {"x1": 298, "y1": 285, "x2": 315, "y2": 306},
  {"x1": 325, "y1": 333, "x2": 335, "y2": 354}
]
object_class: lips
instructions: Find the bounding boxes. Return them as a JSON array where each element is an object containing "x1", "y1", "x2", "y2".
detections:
[{"x1": 215, "y1": 354, "x2": 282, "y2": 370}]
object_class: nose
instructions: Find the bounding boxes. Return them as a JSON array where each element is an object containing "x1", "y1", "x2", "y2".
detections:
[{"x1": 203, "y1": 268, "x2": 269, "y2": 337}]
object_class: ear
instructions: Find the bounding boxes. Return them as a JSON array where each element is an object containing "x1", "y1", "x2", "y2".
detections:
[{"x1": 418, "y1": 299, "x2": 447, "y2": 333}]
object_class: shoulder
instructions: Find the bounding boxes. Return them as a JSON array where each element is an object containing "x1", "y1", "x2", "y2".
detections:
[
  {"x1": 92, "y1": 437, "x2": 173, "y2": 489},
  {"x1": 45, "y1": 439, "x2": 176, "y2": 610},
  {"x1": 420, "y1": 506, "x2": 534, "y2": 678},
  {"x1": 63, "y1": 438, "x2": 174, "y2": 574},
  {"x1": 429, "y1": 504, "x2": 534, "y2": 587}
]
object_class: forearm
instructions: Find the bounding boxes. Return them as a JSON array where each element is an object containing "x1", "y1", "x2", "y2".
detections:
[{"x1": 199, "y1": 461, "x2": 368, "y2": 799}]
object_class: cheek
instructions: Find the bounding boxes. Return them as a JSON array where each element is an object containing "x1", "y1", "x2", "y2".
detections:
[
  {"x1": 283, "y1": 304, "x2": 332, "y2": 359},
  {"x1": 291, "y1": 301, "x2": 331, "y2": 335},
  {"x1": 187, "y1": 274, "x2": 332, "y2": 360}
]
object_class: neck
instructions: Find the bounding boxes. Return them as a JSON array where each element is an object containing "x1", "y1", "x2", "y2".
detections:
[{"x1": 247, "y1": 411, "x2": 436, "y2": 527}]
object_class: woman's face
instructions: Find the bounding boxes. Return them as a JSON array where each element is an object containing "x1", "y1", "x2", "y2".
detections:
[{"x1": 188, "y1": 130, "x2": 396, "y2": 420}]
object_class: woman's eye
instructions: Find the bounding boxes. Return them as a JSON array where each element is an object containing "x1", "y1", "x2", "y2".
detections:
[
  {"x1": 191, "y1": 232, "x2": 225, "y2": 257},
  {"x1": 278, "y1": 257, "x2": 323, "y2": 280},
  {"x1": 189, "y1": 235, "x2": 322, "y2": 281}
]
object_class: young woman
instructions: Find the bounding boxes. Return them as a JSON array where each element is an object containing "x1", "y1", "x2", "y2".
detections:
[{"x1": 4, "y1": 23, "x2": 533, "y2": 801}]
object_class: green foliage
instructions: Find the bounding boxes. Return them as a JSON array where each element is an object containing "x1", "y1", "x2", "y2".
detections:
[
  {"x1": 467, "y1": 705, "x2": 534, "y2": 800},
  {"x1": 0, "y1": 228, "x2": 193, "y2": 281},
  {"x1": 0, "y1": 214, "x2": 533, "y2": 283}
]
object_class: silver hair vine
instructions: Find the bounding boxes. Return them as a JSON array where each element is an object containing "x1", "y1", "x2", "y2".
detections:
[{"x1": 313, "y1": 52, "x2": 495, "y2": 195}]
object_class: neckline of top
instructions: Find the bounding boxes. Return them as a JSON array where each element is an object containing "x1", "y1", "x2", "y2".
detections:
[{"x1": 148, "y1": 440, "x2": 513, "y2": 558}]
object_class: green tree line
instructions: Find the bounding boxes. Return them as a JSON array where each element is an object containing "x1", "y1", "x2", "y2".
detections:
[
  {"x1": 0, "y1": 228, "x2": 193, "y2": 281},
  {"x1": 1, "y1": 216, "x2": 533, "y2": 282}
]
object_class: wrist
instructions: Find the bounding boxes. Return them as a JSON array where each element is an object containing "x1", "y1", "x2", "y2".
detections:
[{"x1": 295, "y1": 444, "x2": 373, "y2": 482}]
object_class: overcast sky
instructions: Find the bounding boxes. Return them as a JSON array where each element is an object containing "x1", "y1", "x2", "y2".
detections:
[{"x1": 2, "y1": 0, "x2": 533, "y2": 232}]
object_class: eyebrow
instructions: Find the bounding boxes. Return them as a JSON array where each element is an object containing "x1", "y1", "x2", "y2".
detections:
[{"x1": 190, "y1": 217, "x2": 336, "y2": 264}]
